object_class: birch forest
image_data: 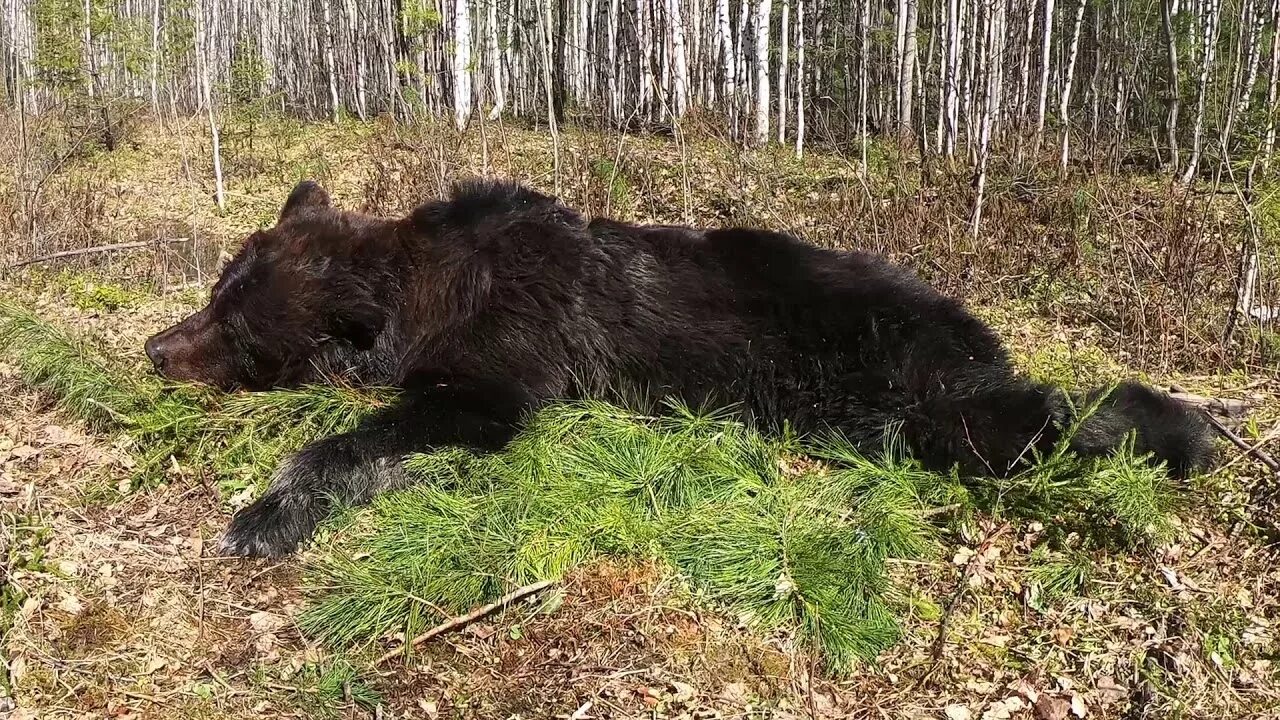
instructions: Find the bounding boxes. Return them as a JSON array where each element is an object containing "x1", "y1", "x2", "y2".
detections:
[{"x1": 1, "y1": 0, "x2": 1279, "y2": 176}]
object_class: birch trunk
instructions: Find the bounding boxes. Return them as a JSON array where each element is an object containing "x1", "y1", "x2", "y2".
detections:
[
  {"x1": 753, "y1": 0, "x2": 771, "y2": 145},
  {"x1": 322, "y1": 0, "x2": 341, "y2": 119},
  {"x1": 1182, "y1": 0, "x2": 1221, "y2": 183},
  {"x1": 1058, "y1": 0, "x2": 1086, "y2": 169},
  {"x1": 779, "y1": 0, "x2": 789, "y2": 141},
  {"x1": 196, "y1": 0, "x2": 226, "y2": 211},
  {"x1": 1264, "y1": 0, "x2": 1280, "y2": 167},
  {"x1": 716, "y1": 0, "x2": 737, "y2": 130},
  {"x1": 671, "y1": 0, "x2": 690, "y2": 115},
  {"x1": 860, "y1": 0, "x2": 871, "y2": 165},
  {"x1": 487, "y1": 0, "x2": 506, "y2": 119},
  {"x1": 900, "y1": 0, "x2": 917, "y2": 134},
  {"x1": 454, "y1": 0, "x2": 473, "y2": 129},
  {"x1": 795, "y1": 0, "x2": 804, "y2": 156},
  {"x1": 638, "y1": 0, "x2": 655, "y2": 117},
  {"x1": 944, "y1": 0, "x2": 962, "y2": 157},
  {"x1": 1033, "y1": 0, "x2": 1055, "y2": 155},
  {"x1": 1161, "y1": 0, "x2": 1182, "y2": 171},
  {"x1": 607, "y1": 0, "x2": 621, "y2": 120},
  {"x1": 150, "y1": 0, "x2": 161, "y2": 113}
]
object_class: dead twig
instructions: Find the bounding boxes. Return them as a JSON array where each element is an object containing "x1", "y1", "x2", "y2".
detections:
[
  {"x1": 921, "y1": 521, "x2": 1011, "y2": 683},
  {"x1": 375, "y1": 579, "x2": 557, "y2": 666},
  {"x1": 1167, "y1": 391, "x2": 1250, "y2": 419},
  {"x1": 7, "y1": 238, "x2": 191, "y2": 270},
  {"x1": 1171, "y1": 384, "x2": 1280, "y2": 476}
]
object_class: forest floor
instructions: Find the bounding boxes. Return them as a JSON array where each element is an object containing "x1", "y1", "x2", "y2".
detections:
[{"x1": 2, "y1": 118, "x2": 1279, "y2": 719}]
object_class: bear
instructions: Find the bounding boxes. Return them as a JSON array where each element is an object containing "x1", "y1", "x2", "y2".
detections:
[{"x1": 143, "y1": 178, "x2": 1216, "y2": 558}]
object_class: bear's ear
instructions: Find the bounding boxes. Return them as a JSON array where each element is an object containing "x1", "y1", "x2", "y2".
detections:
[
  {"x1": 329, "y1": 299, "x2": 387, "y2": 351},
  {"x1": 279, "y1": 180, "x2": 331, "y2": 221}
]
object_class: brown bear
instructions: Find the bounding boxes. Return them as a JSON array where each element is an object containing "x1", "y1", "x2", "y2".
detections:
[{"x1": 144, "y1": 178, "x2": 1214, "y2": 558}]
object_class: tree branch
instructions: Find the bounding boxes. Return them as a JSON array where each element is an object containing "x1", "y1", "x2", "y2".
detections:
[{"x1": 375, "y1": 579, "x2": 558, "y2": 666}]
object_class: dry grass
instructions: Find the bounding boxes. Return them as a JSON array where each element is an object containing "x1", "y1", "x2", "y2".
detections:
[{"x1": 0, "y1": 112, "x2": 1273, "y2": 370}]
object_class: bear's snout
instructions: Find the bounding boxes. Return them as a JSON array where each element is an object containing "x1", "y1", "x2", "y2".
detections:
[
  {"x1": 143, "y1": 333, "x2": 168, "y2": 373},
  {"x1": 143, "y1": 308, "x2": 231, "y2": 386}
]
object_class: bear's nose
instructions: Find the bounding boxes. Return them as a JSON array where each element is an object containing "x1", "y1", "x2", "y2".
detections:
[{"x1": 144, "y1": 335, "x2": 168, "y2": 373}]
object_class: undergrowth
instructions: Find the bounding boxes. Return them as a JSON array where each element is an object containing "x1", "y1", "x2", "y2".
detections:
[{"x1": 0, "y1": 301, "x2": 1191, "y2": 674}]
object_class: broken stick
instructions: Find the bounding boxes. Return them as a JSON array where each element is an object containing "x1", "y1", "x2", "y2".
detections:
[
  {"x1": 1171, "y1": 384, "x2": 1280, "y2": 476},
  {"x1": 6, "y1": 238, "x2": 191, "y2": 270},
  {"x1": 375, "y1": 579, "x2": 557, "y2": 666}
]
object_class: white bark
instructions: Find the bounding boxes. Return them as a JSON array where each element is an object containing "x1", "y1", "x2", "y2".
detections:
[
  {"x1": 671, "y1": 0, "x2": 690, "y2": 115},
  {"x1": 899, "y1": 0, "x2": 918, "y2": 133},
  {"x1": 735, "y1": 0, "x2": 750, "y2": 130},
  {"x1": 1058, "y1": 0, "x2": 1086, "y2": 169},
  {"x1": 1264, "y1": 0, "x2": 1280, "y2": 165},
  {"x1": 972, "y1": 0, "x2": 1005, "y2": 237},
  {"x1": 1182, "y1": 0, "x2": 1221, "y2": 183},
  {"x1": 716, "y1": 0, "x2": 737, "y2": 130},
  {"x1": 795, "y1": 0, "x2": 804, "y2": 157},
  {"x1": 779, "y1": 0, "x2": 789, "y2": 141},
  {"x1": 537, "y1": 0, "x2": 561, "y2": 189},
  {"x1": 150, "y1": 0, "x2": 161, "y2": 113},
  {"x1": 82, "y1": 0, "x2": 94, "y2": 99},
  {"x1": 607, "y1": 0, "x2": 622, "y2": 120},
  {"x1": 1237, "y1": 0, "x2": 1264, "y2": 116},
  {"x1": 637, "y1": 0, "x2": 655, "y2": 116},
  {"x1": 1016, "y1": 0, "x2": 1036, "y2": 124},
  {"x1": 454, "y1": 0, "x2": 473, "y2": 129},
  {"x1": 861, "y1": 0, "x2": 871, "y2": 165},
  {"x1": 944, "y1": 0, "x2": 962, "y2": 157},
  {"x1": 195, "y1": 0, "x2": 226, "y2": 211},
  {"x1": 487, "y1": 0, "x2": 505, "y2": 119},
  {"x1": 1033, "y1": 0, "x2": 1055, "y2": 154},
  {"x1": 347, "y1": 0, "x2": 368, "y2": 120},
  {"x1": 753, "y1": 0, "x2": 771, "y2": 145},
  {"x1": 1162, "y1": 0, "x2": 1181, "y2": 171},
  {"x1": 322, "y1": 0, "x2": 341, "y2": 119}
]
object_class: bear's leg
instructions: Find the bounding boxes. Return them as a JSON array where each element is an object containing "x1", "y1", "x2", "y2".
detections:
[
  {"x1": 1068, "y1": 381, "x2": 1214, "y2": 478},
  {"x1": 218, "y1": 375, "x2": 537, "y2": 558}
]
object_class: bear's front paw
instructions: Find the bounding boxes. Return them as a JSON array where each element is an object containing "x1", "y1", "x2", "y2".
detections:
[{"x1": 217, "y1": 492, "x2": 320, "y2": 558}]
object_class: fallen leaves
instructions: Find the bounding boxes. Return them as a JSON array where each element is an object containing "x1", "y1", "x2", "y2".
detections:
[{"x1": 1033, "y1": 694, "x2": 1071, "y2": 720}]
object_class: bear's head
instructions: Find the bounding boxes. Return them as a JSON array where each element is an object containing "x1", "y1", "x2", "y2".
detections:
[{"x1": 144, "y1": 181, "x2": 388, "y2": 391}]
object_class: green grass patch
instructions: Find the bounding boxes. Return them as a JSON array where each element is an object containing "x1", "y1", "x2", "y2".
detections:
[
  {"x1": 0, "y1": 301, "x2": 1196, "y2": 673},
  {"x1": 65, "y1": 278, "x2": 151, "y2": 313},
  {"x1": 0, "y1": 299, "x2": 394, "y2": 495},
  {"x1": 1, "y1": 512, "x2": 51, "y2": 694}
]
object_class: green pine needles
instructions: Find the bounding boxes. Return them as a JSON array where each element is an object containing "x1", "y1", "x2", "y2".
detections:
[{"x1": 0, "y1": 301, "x2": 1192, "y2": 673}]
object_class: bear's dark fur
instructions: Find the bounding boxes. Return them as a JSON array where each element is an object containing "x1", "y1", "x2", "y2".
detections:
[{"x1": 144, "y1": 178, "x2": 1216, "y2": 558}]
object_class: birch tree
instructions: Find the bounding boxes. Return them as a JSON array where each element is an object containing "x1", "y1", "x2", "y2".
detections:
[
  {"x1": 1161, "y1": 0, "x2": 1181, "y2": 170},
  {"x1": 453, "y1": 0, "x2": 472, "y2": 129},
  {"x1": 754, "y1": 0, "x2": 771, "y2": 145},
  {"x1": 779, "y1": 0, "x2": 789, "y2": 141},
  {"x1": 670, "y1": 0, "x2": 690, "y2": 116},
  {"x1": 795, "y1": 0, "x2": 805, "y2": 157},
  {"x1": 1033, "y1": 0, "x2": 1055, "y2": 155},
  {"x1": 716, "y1": 0, "x2": 736, "y2": 130},
  {"x1": 1182, "y1": 0, "x2": 1222, "y2": 183},
  {"x1": 1264, "y1": 0, "x2": 1280, "y2": 167},
  {"x1": 195, "y1": 0, "x2": 225, "y2": 211},
  {"x1": 1057, "y1": 0, "x2": 1086, "y2": 169},
  {"x1": 4, "y1": 0, "x2": 1280, "y2": 179}
]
